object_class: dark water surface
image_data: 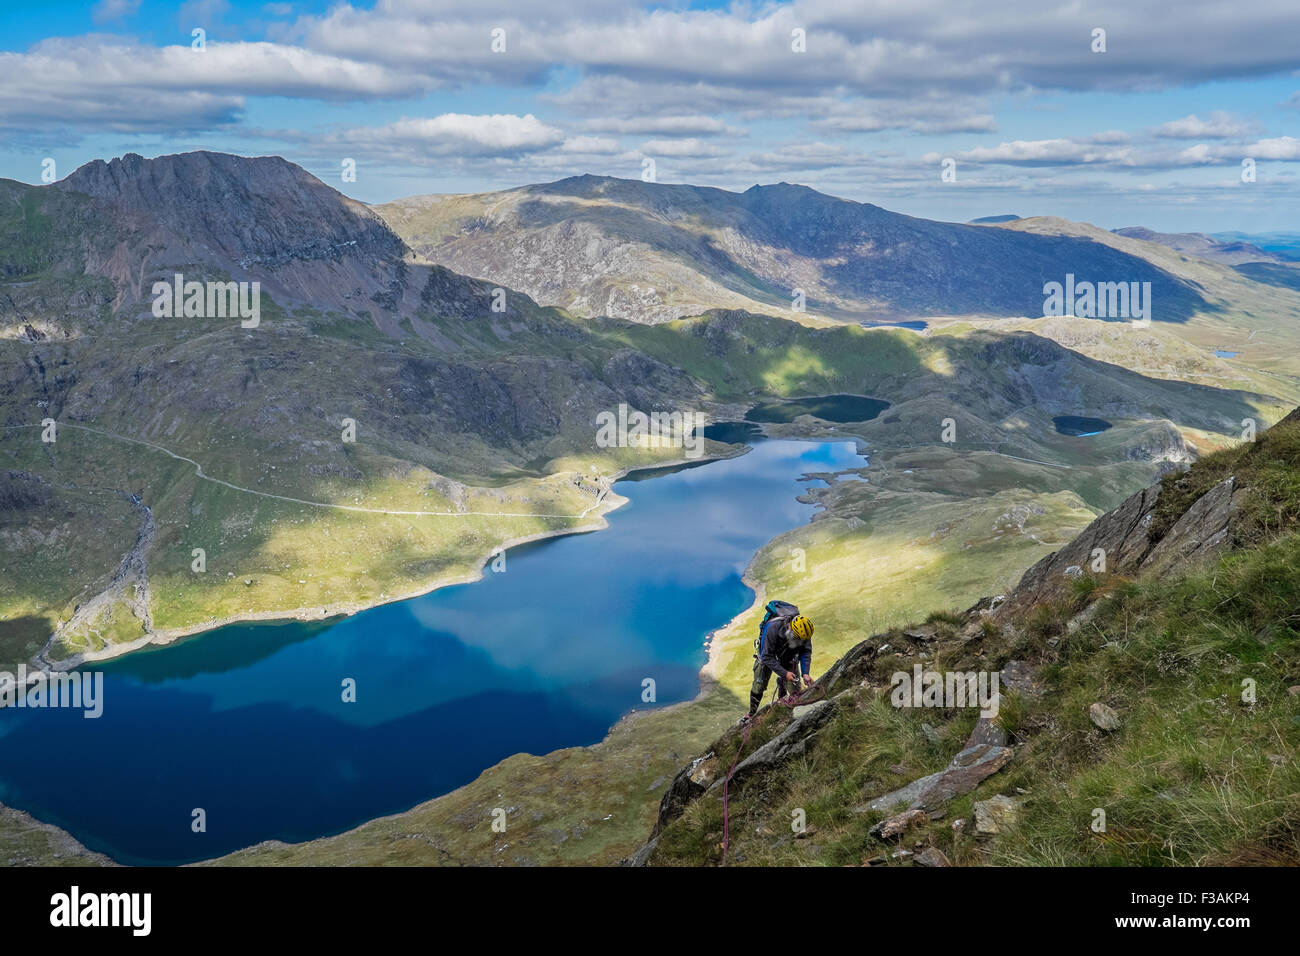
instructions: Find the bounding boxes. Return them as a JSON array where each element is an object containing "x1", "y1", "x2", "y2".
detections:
[
  {"x1": 744, "y1": 394, "x2": 891, "y2": 424},
  {"x1": 0, "y1": 438, "x2": 863, "y2": 865},
  {"x1": 1053, "y1": 415, "x2": 1113, "y2": 437}
]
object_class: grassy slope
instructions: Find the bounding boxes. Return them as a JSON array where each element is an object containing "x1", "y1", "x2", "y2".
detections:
[{"x1": 648, "y1": 414, "x2": 1300, "y2": 866}]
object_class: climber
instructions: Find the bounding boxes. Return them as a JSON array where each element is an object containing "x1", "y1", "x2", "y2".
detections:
[{"x1": 744, "y1": 601, "x2": 815, "y2": 721}]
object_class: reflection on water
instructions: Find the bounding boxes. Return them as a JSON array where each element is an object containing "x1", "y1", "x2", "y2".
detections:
[
  {"x1": 0, "y1": 438, "x2": 864, "y2": 865},
  {"x1": 744, "y1": 394, "x2": 891, "y2": 424}
]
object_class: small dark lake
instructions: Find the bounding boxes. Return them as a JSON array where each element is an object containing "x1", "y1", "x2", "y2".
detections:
[
  {"x1": 863, "y1": 320, "x2": 928, "y2": 331},
  {"x1": 698, "y1": 421, "x2": 764, "y2": 444},
  {"x1": 744, "y1": 394, "x2": 891, "y2": 425},
  {"x1": 1053, "y1": 415, "x2": 1113, "y2": 437}
]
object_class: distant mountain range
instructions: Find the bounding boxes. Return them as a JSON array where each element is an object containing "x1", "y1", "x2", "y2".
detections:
[
  {"x1": 1111, "y1": 226, "x2": 1280, "y2": 265},
  {"x1": 1210, "y1": 231, "x2": 1300, "y2": 262},
  {"x1": 378, "y1": 176, "x2": 1210, "y2": 325}
]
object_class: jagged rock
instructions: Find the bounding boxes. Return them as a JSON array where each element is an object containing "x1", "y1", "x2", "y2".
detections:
[
  {"x1": 903, "y1": 626, "x2": 938, "y2": 644},
  {"x1": 1089, "y1": 702, "x2": 1122, "y2": 731},
  {"x1": 718, "y1": 698, "x2": 840, "y2": 781},
  {"x1": 965, "y1": 716, "x2": 1008, "y2": 748},
  {"x1": 915, "y1": 846, "x2": 952, "y2": 867},
  {"x1": 998, "y1": 484, "x2": 1161, "y2": 616},
  {"x1": 921, "y1": 722, "x2": 941, "y2": 744},
  {"x1": 870, "y1": 808, "x2": 928, "y2": 840},
  {"x1": 999, "y1": 473, "x2": 1250, "y2": 619},
  {"x1": 1000, "y1": 660, "x2": 1044, "y2": 698},
  {"x1": 644, "y1": 690, "x2": 849, "y2": 842},
  {"x1": 1288, "y1": 686, "x2": 1300, "y2": 696},
  {"x1": 651, "y1": 754, "x2": 720, "y2": 836},
  {"x1": 625, "y1": 836, "x2": 659, "y2": 867},
  {"x1": 1142, "y1": 477, "x2": 1246, "y2": 573},
  {"x1": 817, "y1": 641, "x2": 880, "y2": 695},
  {"x1": 974, "y1": 794, "x2": 1022, "y2": 834},
  {"x1": 866, "y1": 743, "x2": 1013, "y2": 814},
  {"x1": 688, "y1": 755, "x2": 719, "y2": 788}
]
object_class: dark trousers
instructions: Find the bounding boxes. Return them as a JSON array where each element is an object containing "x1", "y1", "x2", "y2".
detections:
[{"x1": 749, "y1": 660, "x2": 796, "y2": 715}]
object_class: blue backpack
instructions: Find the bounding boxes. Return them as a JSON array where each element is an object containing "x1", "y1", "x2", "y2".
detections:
[{"x1": 755, "y1": 600, "x2": 799, "y2": 658}]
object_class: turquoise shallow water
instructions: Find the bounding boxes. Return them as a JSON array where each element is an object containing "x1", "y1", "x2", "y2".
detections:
[{"x1": 0, "y1": 437, "x2": 864, "y2": 865}]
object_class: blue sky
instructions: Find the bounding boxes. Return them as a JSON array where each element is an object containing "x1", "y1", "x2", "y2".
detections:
[{"x1": 2, "y1": 0, "x2": 1298, "y2": 231}]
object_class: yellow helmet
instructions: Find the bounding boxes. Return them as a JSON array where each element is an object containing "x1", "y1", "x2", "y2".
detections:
[{"x1": 790, "y1": 615, "x2": 814, "y2": 641}]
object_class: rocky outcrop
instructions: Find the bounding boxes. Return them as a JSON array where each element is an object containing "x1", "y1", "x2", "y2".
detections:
[
  {"x1": 973, "y1": 795, "x2": 1023, "y2": 834},
  {"x1": 863, "y1": 743, "x2": 1014, "y2": 814},
  {"x1": 997, "y1": 472, "x2": 1248, "y2": 617},
  {"x1": 644, "y1": 645, "x2": 879, "y2": 843}
]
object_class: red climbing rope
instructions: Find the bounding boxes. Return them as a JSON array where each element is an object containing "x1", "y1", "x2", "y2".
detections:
[{"x1": 721, "y1": 680, "x2": 827, "y2": 865}]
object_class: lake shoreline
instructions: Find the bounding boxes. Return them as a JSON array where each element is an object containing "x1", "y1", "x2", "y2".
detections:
[{"x1": 36, "y1": 448, "x2": 748, "y2": 674}]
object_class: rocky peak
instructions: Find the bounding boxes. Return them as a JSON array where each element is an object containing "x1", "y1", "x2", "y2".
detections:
[{"x1": 57, "y1": 150, "x2": 405, "y2": 271}]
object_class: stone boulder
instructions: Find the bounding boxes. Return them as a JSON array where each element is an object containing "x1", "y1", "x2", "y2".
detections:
[
  {"x1": 865, "y1": 743, "x2": 1014, "y2": 814},
  {"x1": 974, "y1": 794, "x2": 1023, "y2": 834}
]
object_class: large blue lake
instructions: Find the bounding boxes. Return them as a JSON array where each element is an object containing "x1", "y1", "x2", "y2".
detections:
[{"x1": 0, "y1": 438, "x2": 864, "y2": 865}]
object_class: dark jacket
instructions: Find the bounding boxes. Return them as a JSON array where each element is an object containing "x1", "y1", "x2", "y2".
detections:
[{"x1": 759, "y1": 618, "x2": 812, "y2": 678}]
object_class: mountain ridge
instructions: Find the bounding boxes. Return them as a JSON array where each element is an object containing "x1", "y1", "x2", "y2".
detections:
[{"x1": 377, "y1": 173, "x2": 1211, "y2": 326}]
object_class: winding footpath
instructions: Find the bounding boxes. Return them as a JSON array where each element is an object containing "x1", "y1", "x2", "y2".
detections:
[{"x1": 2, "y1": 422, "x2": 611, "y2": 519}]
